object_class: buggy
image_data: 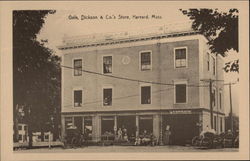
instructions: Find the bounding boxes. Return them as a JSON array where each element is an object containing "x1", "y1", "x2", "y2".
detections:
[
  {"x1": 64, "y1": 126, "x2": 85, "y2": 148},
  {"x1": 192, "y1": 131, "x2": 223, "y2": 149},
  {"x1": 222, "y1": 131, "x2": 239, "y2": 148}
]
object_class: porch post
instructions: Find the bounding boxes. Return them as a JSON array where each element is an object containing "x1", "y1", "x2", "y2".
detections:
[
  {"x1": 153, "y1": 114, "x2": 160, "y2": 143},
  {"x1": 136, "y1": 115, "x2": 139, "y2": 137},
  {"x1": 61, "y1": 115, "x2": 65, "y2": 140},
  {"x1": 114, "y1": 115, "x2": 117, "y2": 135},
  {"x1": 82, "y1": 116, "x2": 85, "y2": 134}
]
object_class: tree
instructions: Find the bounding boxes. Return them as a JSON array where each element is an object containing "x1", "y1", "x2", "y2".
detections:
[
  {"x1": 13, "y1": 10, "x2": 61, "y2": 146},
  {"x1": 180, "y1": 9, "x2": 239, "y2": 72}
]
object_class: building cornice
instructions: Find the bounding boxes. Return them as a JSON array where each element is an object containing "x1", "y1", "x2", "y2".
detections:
[
  {"x1": 58, "y1": 30, "x2": 200, "y2": 51},
  {"x1": 61, "y1": 107, "x2": 225, "y2": 116}
]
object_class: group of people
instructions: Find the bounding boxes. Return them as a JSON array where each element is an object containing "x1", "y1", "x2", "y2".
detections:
[
  {"x1": 116, "y1": 126, "x2": 129, "y2": 142},
  {"x1": 134, "y1": 130, "x2": 157, "y2": 146}
]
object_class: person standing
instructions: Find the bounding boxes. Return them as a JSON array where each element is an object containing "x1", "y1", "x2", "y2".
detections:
[
  {"x1": 117, "y1": 128, "x2": 123, "y2": 141},
  {"x1": 164, "y1": 125, "x2": 171, "y2": 145}
]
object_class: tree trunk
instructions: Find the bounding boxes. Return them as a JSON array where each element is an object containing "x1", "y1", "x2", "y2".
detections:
[
  {"x1": 28, "y1": 109, "x2": 33, "y2": 148},
  {"x1": 13, "y1": 104, "x2": 19, "y2": 142},
  {"x1": 28, "y1": 123, "x2": 33, "y2": 148},
  {"x1": 41, "y1": 126, "x2": 44, "y2": 142}
]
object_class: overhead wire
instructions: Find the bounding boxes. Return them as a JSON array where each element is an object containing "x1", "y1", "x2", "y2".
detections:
[
  {"x1": 61, "y1": 65, "x2": 208, "y2": 88},
  {"x1": 63, "y1": 86, "x2": 174, "y2": 108}
]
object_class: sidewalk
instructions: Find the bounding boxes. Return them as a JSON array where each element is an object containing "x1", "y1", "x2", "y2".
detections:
[
  {"x1": 14, "y1": 141, "x2": 63, "y2": 149},
  {"x1": 14, "y1": 145, "x2": 239, "y2": 153}
]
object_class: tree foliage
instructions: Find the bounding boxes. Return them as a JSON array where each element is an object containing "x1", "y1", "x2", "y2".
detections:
[
  {"x1": 180, "y1": 9, "x2": 239, "y2": 72},
  {"x1": 13, "y1": 10, "x2": 60, "y2": 140}
]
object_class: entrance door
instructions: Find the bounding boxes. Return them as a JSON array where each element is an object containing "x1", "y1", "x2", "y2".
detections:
[
  {"x1": 101, "y1": 116, "x2": 114, "y2": 134},
  {"x1": 139, "y1": 115, "x2": 153, "y2": 135},
  {"x1": 163, "y1": 114, "x2": 199, "y2": 145}
]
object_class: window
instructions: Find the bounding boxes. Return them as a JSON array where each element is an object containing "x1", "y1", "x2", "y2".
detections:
[
  {"x1": 103, "y1": 88, "x2": 112, "y2": 106},
  {"x1": 212, "y1": 57, "x2": 216, "y2": 75},
  {"x1": 220, "y1": 117, "x2": 223, "y2": 133},
  {"x1": 73, "y1": 59, "x2": 82, "y2": 76},
  {"x1": 74, "y1": 90, "x2": 82, "y2": 107},
  {"x1": 65, "y1": 117, "x2": 73, "y2": 129},
  {"x1": 214, "y1": 116, "x2": 217, "y2": 131},
  {"x1": 101, "y1": 116, "x2": 114, "y2": 136},
  {"x1": 103, "y1": 56, "x2": 112, "y2": 74},
  {"x1": 18, "y1": 135, "x2": 22, "y2": 141},
  {"x1": 23, "y1": 135, "x2": 27, "y2": 142},
  {"x1": 175, "y1": 48, "x2": 187, "y2": 68},
  {"x1": 44, "y1": 135, "x2": 49, "y2": 140},
  {"x1": 140, "y1": 51, "x2": 151, "y2": 70},
  {"x1": 18, "y1": 125, "x2": 22, "y2": 130},
  {"x1": 175, "y1": 84, "x2": 187, "y2": 103},
  {"x1": 219, "y1": 92, "x2": 222, "y2": 109},
  {"x1": 141, "y1": 86, "x2": 151, "y2": 104},
  {"x1": 212, "y1": 89, "x2": 216, "y2": 107},
  {"x1": 207, "y1": 53, "x2": 210, "y2": 71},
  {"x1": 84, "y1": 117, "x2": 93, "y2": 140},
  {"x1": 24, "y1": 126, "x2": 27, "y2": 131}
]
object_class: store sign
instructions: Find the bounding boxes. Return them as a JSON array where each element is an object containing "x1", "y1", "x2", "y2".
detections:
[
  {"x1": 102, "y1": 116, "x2": 114, "y2": 120},
  {"x1": 139, "y1": 116, "x2": 153, "y2": 120},
  {"x1": 169, "y1": 110, "x2": 192, "y2": 114}
]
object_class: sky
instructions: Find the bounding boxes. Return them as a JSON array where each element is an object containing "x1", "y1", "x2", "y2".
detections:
[{"x1": 37, "y1": 7, "x2": 239, "y2": 116}]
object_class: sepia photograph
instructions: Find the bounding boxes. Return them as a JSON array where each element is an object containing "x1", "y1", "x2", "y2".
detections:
[{"x1": 0, "y1": 1, "x2": 249, "y2": 160}]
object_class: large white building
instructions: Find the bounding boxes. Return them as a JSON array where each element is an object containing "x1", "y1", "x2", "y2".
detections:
[{"x1": 58, "y1": 23, "x2": 225, "y2": 145}]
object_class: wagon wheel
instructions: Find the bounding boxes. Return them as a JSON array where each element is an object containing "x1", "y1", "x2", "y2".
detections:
[
  {"x1": 71, "y1": 137, "x2": 77, "y2": 148},
  {"x1": 79, "y1": 135, "x2": 85, "y2": 147},
  {"x1": 201, "y1": 137, "x2": 212, "y2": 149}
]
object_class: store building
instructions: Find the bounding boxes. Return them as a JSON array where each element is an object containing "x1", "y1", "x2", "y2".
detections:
[{"x1": 58, "y1": 23, "x2": 225, "y2": 145}]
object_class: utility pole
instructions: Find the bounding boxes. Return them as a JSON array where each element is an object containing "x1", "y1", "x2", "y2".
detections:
[
  {"x1": 229, "y1": 83, "x2": 233, "y2": 132},
  {"x1": 201, "y1": 79, "x2": 214, "y2": 129}
]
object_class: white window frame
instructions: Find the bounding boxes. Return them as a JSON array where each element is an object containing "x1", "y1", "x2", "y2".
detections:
[
  {"x1": 220, "y1": 117, "x2": 223, "y2": 133},
  {"x1": 102, "y1": 85, "x2": 113, "y2": 107},
  {"x1": 139, "y1": 50, "x2": 152, "y2": 71},
  {"x1": 72, "y1": 57, "x2": 83, "y2": 77},
  {"x1": 174, "y1": 80, "x2": 188, "y2": 104},
  {"x1": 72, "y1": 87, "x2": 83, "y2": 107},
  {"x1": 102, "y1": 55, "x2": 113, "y2": 74},
  {"x1": 174, "y1": 47, "x2": 188, "y2": 69},
  {"x1": 139, "y1": 83, "x2": 152, "y2": 105},
  {"x1": 219, "y1": 90, "x2": 222, "y2": 110}
]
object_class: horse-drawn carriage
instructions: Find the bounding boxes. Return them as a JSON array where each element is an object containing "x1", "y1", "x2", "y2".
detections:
[
  {"x1": 63, "y1": 126, "x2": 86, "y2": 148},
  {"x1": 192, "y1": 131, "x2": 223, "y2": 149},
  {"x1": 222, "y1": 130, "x2": 239, "y2": 148},
  {"x1": 192, "y1": 129, "x2": 239, "y2": 149}
]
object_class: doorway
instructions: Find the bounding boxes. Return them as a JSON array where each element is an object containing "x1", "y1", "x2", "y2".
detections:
[
  {"x1": 139, "y1": 115, "x2": 153, "y2": 135},
  {"x1": 117, "y1": 115, "x2": 136, "y2": 138},
  {"x1": 74, "y1": 116, "x2": 83, "y2": 134}
]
